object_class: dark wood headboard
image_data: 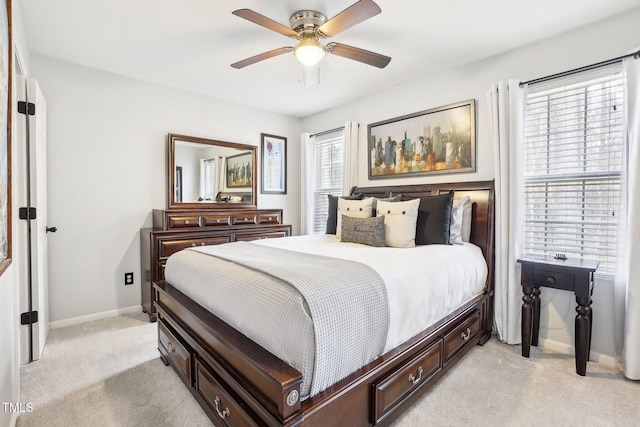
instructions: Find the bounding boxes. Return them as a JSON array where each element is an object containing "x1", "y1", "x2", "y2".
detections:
[{"x1": 351, "y1": 180, "x2": 495, "y2": 294}]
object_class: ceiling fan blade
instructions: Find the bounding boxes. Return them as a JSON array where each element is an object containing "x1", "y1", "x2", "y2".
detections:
[
  {"x1": 232, "y1": 9, "x2": 298, "y2": 38},
  {"x1": 318, "y1": 0, "x2": 381, "y2": 37},
  {"x1": 326, "y1": 43, "x2": 391, "y2": 68},
  {"x1": 231, "y1": 47, "x2": 293, "y2": 69}
]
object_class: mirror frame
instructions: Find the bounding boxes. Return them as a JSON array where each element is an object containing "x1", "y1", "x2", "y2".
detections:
[{"x1": 167, "y1": 133, "x2": 258, "y2": 210}]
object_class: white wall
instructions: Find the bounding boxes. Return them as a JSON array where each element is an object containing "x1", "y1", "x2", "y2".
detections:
[
  {"x1": 28, "y1": 54, "x2": 301, "y2": 323},
  {"x1": 301, "y1": 8, "x2": 640, "y2": 361}
]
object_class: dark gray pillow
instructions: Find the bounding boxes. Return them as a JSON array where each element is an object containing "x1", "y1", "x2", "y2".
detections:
[
  {"x1": 402, "y1": 191, "x2": 454, "y2": 245},
  {"x1": 340, "y1": 215, "x2": 386, "y2": 247},
  {"x1": 326, "y1": 193, "x2": 364, "y2": 234}
]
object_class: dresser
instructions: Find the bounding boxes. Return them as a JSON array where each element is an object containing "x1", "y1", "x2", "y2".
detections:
[{"x1": 140, "y1": 208, "x2": 291, "y2": 322}]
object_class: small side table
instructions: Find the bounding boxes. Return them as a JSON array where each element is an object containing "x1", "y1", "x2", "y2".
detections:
[{"x1": 517, "y1": 255, "x2": 599, "y2": 376}]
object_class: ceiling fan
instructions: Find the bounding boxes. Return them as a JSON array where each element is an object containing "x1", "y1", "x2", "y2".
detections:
[{"x1": 230, "y1": 0, "x2": 391, "y2": 70}]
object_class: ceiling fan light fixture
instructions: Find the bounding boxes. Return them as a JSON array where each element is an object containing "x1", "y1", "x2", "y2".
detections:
[{"x1": 294, "y1": 35, "x2": 326, "y2": 66}]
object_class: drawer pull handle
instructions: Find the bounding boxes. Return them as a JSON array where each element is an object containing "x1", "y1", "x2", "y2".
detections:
[
  {"x1": 461, "y1": 327, "x2": 471, "y2": 341},
  {"x1": 213, "y1": 396, "x2": 230, "y2": 419},
  {"x1": 546, "y1": 277, "x2": 556, "y2": 284},
  {"x1": 167, "y1": 342, "x2": 176, "y2": 354},
  {"x1": 184, "y1": 220, "x2": 190, "y2": 224},
  {"x1": 216, "y1": 219, "x2": 221, "y2": 223},
  {"x1": 191, "y1": 243, "x2": 196, "y2": 247},
  {"x1": 408, "y1": 366, "x2": 423, "y2": 385}
]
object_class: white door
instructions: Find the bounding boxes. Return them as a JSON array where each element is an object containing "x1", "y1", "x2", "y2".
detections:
[
  {"x1": 29, "y1": 78, "x2": 49, "y2": 361},
  {"x1": 16, "y1": 76, "x2": 49, "y2": 363}
]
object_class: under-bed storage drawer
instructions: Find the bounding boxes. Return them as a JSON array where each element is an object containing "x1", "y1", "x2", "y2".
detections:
[
  {"x1": 158, "y1": 321, "x2": 193, "y2": 387},
  {"x1": 373, "y1": 340, "x2": 442, "y2": 424},
  {"x1": 195, "y1": 359, "x2": 260, "y2": 427},
  {"x1": 443, "y1": 310, "x2": 481, "y2": 362}
]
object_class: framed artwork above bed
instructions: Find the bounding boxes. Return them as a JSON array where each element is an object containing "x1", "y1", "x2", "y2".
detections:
[{"x1": 368, "y1": 99, "x2": 476, "y2": 179}]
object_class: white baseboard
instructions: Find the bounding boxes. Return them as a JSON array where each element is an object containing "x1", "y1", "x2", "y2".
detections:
[
  {"x1": 538, "y1": 338, "x2": 621, "y2": 370},
  {"x1": 49, "y1": 305, "x2": 142, "y2": 329}
]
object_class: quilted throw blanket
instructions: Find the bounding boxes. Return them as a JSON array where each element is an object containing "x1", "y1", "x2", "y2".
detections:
[{"x1": 187, "y1": 241, "x2": 390, "y2": 396}]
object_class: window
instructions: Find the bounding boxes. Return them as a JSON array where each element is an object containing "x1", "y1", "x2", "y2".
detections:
[
  {"x1": 312, "y1": 129, "x2": 344, "y2": 233},
  {"x1": 523, "y1": 66, "x2": 624, "y2": 276}
]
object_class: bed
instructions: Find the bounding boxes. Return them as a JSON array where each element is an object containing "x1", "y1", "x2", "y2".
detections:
[{"x1": 154, "y1": 180, "x2": 495, "y2": 427}]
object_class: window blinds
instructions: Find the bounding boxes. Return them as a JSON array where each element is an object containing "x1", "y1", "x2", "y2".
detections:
[
  {"x1": 313, "y1": 129, "x2": 344, "y2": 234},
  {"x1": 524, "y1": 66, "x2": 624, "y2": 276}
]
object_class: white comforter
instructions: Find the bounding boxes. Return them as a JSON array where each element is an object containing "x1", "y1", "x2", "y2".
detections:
[{"x1": 250, "y1": 234, "x2": 487, "y2": 352}]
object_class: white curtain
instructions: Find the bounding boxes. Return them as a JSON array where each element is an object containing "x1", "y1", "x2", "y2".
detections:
[
  {"x1": 342, "y1": 121, "x2": 359, "y2": 195},
  {"x1": 616, "y1": 52, "x2": 640, "y2": 379},
  {"x1": 300, "y1": 133, "x2": 315, "y2": 235},
  {"x1": 487, "y1": 80, "x2": 526, "y2": 344}
]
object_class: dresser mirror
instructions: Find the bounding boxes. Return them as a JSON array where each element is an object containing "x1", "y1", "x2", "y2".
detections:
[{"x1": 168, "y1": 133, "x2": 257, "y2": 209}]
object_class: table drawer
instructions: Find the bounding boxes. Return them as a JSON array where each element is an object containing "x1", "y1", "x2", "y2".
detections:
[
  {"x1": 158, "y1": 236, "x2": 231, "y2": 259},
  {"x1": 533, "y1": 268, "x2": 575, "y2": 292},
  {"x1": 443, "y1": 311, "x2": 481, "y2": 362},
  {"x1": 159, "y1": 321, "x2": 192, "y2": 387},
  {"x1": 373, "y1": 340, "x2": 442, "y2": 423},
  {"x1": 200, "y1": 214, "x2": 232, "y2": 227},
  {"x1": 167, "y1": 215, "x2": 201, "y2": 228},
  {"x1": 195, "y1": 359, "x2": 259, "y2": 427}
]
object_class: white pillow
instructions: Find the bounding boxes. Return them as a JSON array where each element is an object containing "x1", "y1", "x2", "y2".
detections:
[
  {"x1": 376, "y1": 198, "x2": 420, "y2": 248},
  {"x1": 336, "y1": 197, "x2": 374, "y2": 239},
  {"x1": 460, "y1": 197, "x2": 472, "y2": 242},
  {"x1": 449, "y1": 196, "x2": 470, "y2": 245}
]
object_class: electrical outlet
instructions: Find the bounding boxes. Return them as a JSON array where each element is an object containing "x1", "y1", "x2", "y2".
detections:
[{"x1": 124, "y1": 272, "x2": 134, "y2": 285}]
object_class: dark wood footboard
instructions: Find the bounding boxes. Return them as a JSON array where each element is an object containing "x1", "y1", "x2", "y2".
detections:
[{"x1": 154, "y1": 181, "x2": 495, "y2": 427}]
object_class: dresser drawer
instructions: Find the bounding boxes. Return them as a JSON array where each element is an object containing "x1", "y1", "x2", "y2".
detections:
[
  {"x1": 443, "y1": 310, "x2": 481, "y2": 362},
  {"x1": 373, "y1": 340, "x2": 442, "y2": 423},
  {"x1": 195, "y1": 359, "x2": 259, "y2": 427},
  {"x1": 158, "y1": 236, "x2": 231, "y2": 259},
  {"x1": 167, "y1": 215, "x2": 201, "y2": 228},
  {"x1": 159, "y1": 321, "x2": 193, "y2": 387},
  {"x1": 235, "y1": 231, "x2": 289, "y2": 242},
  {"x1": 200, "y1": 214, "x2": 232, "y2": 227},
  {"x1": 256, "y1": 212, "x2": 281, "y2": 225},
  {"x1": 231, "y1": 214, "x2": 257, "y2": 225}
]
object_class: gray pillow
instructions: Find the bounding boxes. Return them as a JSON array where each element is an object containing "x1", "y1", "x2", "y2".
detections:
[{"x1": 340, "y1": 215, "x2": 386, "y2": 247}]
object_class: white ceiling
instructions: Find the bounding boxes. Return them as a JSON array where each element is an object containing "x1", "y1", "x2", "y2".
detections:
[{"x1": 18, "y1": 0, "x2": 640, "y2": 118}]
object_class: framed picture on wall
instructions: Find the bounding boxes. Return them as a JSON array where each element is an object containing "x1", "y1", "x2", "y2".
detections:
[
  {"x1": 0, "y1": 0, "x2": 12, "y2": 277},
  {"x1": 261, "y1": 133, "x2": 287, "y2": 194},
  {"x1": 226, "y1": 151, "x2": 253, "y2": 188},
  {"x1": 367, "y1": 99, "x2": 476, "y2": 179}
]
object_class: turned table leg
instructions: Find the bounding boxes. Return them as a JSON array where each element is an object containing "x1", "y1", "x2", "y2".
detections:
[
  {"x1": 522, "y1": 287, "x2": 534, "y2": 358},
  {"x1": 531, "y1": 287, "x2": 541, "y2": 347},
  {"x1": 575, "y1": 296, "x2": 592, "y2": 376}
]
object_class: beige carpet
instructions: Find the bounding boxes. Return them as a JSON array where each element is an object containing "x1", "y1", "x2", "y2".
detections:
[{"x1": 17, "y1": 313, "x2": 640, "y2": 427}]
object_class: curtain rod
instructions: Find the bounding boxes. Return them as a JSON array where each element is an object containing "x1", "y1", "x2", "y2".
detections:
[
  {"x1": 520, "y1": 49, "x2": 640, "y2": 87},
  {"x1": 311, "y1": 126, "x2": 344, "y2": 138}
]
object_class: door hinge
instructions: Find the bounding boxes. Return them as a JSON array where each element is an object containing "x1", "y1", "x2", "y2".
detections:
[
  {"x1": 21, "y1": 311, "x2": 39, "y2": 325},
  {"x1": 17, "y1": 101, "x2": 36, "y2": 116},
  {"x1": 19, "y1": 207, "x2": 37, "y2": 220}
]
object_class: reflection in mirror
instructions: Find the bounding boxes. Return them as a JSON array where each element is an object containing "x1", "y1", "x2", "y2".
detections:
[{"x1": 168, "y1": 134, "x2": 257, "y2": 209}]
